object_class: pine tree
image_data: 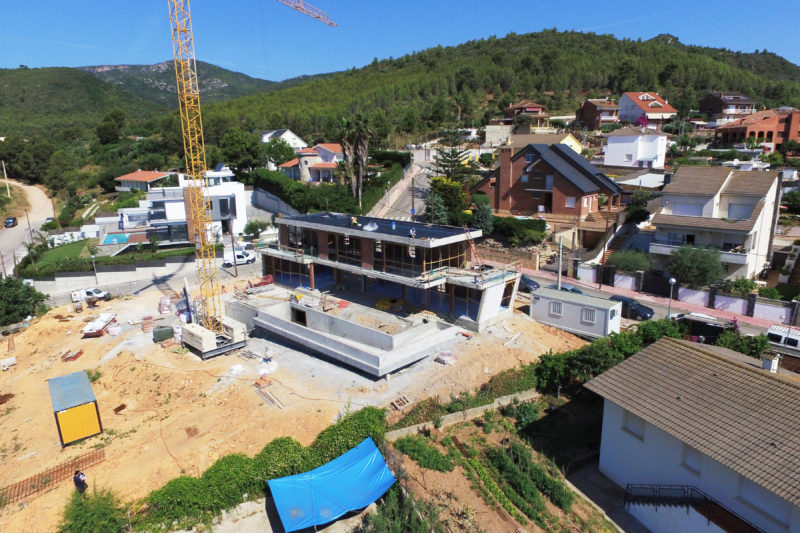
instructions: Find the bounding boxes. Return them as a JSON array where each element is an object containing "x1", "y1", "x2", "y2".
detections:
[
  {"x1": 424, "y1": 191, "x2": 448, "y2": 225},
  {"x1": 433, "y1": 129, "x2": 471, "y2": 183},
  {"x1": 471, "y1": 204, "x2": 494, "y2": 235}
]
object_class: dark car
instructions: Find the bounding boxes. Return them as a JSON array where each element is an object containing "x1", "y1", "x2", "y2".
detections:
[
  {"x1": 609, "y1": 295, "x2": 655, "y2": 321},
  {"x1": 548, "y1": 282, "x2": 583, "y2": 294},
  {"x1": 518, "y1": 275, "x2": 540, "y2": 293},
  {"x1": 4, "y1": 217, "x2": 17, "y2": 228}
]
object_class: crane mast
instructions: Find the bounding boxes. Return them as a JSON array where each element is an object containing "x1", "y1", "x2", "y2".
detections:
[{"x1": 167, "y1": 0, "x2": 223, "y2": 333}]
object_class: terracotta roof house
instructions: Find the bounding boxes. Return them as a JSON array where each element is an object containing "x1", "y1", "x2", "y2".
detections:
[
  {"x1": 603, "y1": 126, "x2": 668, "y2": 169},
  {"x1": 501, "y1": 99, "x2": 550, "y2": 128},
  {"x1": 648, "y1": 167, "x2": 780, "y2": 280},
  {"x1": 700, "y1": 92, "x2": 758, "y2": 125},
  {"x1": 586, "y1": 337, "x2": 800, "y2": 533},
  {"x1": 618, "y1": 92, "x2": 677, "y2": 129},
  {"x1": 714, "y1": 108, "x2": 800, "y2": 153},
  {"x1": 576, "y1": 98, "x2": 620, "y2": 130},
  {"x1": 278, "y1": 143, "x2": 344, "y2": 183},
  {"x1": 113, "y1": 170, "x2": 174, "y2": 192}
]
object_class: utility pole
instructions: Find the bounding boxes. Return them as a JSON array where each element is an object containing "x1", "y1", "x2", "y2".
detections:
[
  {"x1": 2, "y1": 160, "x2": 9, "y2": 198},
  {"x1": 24, "y1": 209, "x2": 34, "y2": 244},
  {"x1": 557, "y1": 237, "x2": 563, "y2": 290},
  {"x1": 229, "y1": 230, "x2": 238, "y2": 278}
]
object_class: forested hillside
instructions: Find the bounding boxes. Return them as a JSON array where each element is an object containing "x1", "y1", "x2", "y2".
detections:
[
  {"x1": 78, "y1": 61, "x2": 276, "y2": 107},
  {"x1": 0, "y1": 67, "x2": 165, "y2": 138},
  {"x1": 198, "y1": 29, "x2": 800, "y2": 145}
]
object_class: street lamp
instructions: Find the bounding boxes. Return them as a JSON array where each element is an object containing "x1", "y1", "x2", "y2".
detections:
[
  {"x1": 667, "y1": 277, "x2": 676, "y2": 318},
  {"x1": 91, "y1": 254, "x2": 98, "y2": 284}
]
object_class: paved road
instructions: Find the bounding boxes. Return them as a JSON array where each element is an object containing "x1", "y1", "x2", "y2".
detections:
[{"x1": 0, "y1": 180, "x2": 53, "y2": 277}]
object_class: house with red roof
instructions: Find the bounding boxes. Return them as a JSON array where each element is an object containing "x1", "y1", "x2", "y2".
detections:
[
  {"x1": 114, "y1": 170, "x2": 175, "y2": 192},
  {"x1": 714, "y1": 108, "x2": 800, "y2": 153},
  {"x1": 279, "y1": 143, "x2": 344, "y2": 183},
  {"x1": 618, "y1": 92, "x2": 677, "y2": 129}
]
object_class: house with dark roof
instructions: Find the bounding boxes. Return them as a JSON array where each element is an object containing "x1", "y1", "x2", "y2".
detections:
[
  {"x1": 576, "y1": 98, "x2": 620, "y2": 130},
  {"x1": 603, "y1": 126, "x2": 668, "y2": 169},
  {"x1": 474, "y1": 143, "x2": 623, "y2": 218},
  {"x1": 585, "y1": 337, "x2": 800, "y2": 533},
  {"x1": 648, "y1": 167, "x2": 781, "y2": 279},
  {"x1": 618, "y1": 92, "x2": 677, "y2": 129},
  {"x1": 700, "y1": 92, "x2": 758, "y2": 125}
]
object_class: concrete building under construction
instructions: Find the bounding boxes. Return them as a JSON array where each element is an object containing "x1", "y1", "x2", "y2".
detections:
[{"x1": 233, "y1": 213, "x2": 522, "y2": 376}]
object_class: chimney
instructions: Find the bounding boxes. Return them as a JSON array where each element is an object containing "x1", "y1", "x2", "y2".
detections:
[
  {"x1": 761, "y1": 352, "x2": 781, "y2": 373},
  {"x1": 497, "y1": 145, "x2": 514, "y2": 212}
]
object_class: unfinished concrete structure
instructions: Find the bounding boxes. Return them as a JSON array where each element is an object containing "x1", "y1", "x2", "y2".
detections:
[{"x1": 243, "y1": 213, "x2": 521, "y2": 376}]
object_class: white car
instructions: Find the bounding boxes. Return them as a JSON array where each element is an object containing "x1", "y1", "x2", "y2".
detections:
[{"x1": 71, "y1": 288, "x2": 109, "y2": 302}]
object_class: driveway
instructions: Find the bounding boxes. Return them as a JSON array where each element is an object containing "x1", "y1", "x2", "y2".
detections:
[{"x1": 0, "y1": 180, "x2": 53, "y2": 277}]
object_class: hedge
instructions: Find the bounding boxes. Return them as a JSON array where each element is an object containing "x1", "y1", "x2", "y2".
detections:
[{"x1": 136, "y1": 406, "x2": 386, "y2": 530}]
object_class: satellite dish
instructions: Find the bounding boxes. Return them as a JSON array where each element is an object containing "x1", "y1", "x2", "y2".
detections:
[{"x1": 732, "y1": 158, "x2": 739, "y2": 165}]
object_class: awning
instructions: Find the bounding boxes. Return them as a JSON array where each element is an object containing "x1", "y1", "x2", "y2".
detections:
[{"x1": 267, "y1": 437, "x2": 395, "y2": 532}]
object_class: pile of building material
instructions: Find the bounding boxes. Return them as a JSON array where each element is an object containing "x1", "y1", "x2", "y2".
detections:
[
  {"x1": 158, "y1": 297, "x2": 172, "y2": 314},
  {"x1": 81, "y1": 313, "x2": 116, "y2": 338},
  {"x1": 141, "y1": 316, "x2": 154, "y2": 333}
]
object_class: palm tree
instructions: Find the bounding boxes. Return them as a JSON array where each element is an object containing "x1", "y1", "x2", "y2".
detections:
[{"x1": 339, "y1": 113, "x2": 372, "y2": 210}]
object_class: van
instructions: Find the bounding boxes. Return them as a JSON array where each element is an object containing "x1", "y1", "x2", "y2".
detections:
[
  {"x1": 766, "y1": 325, "x2": 800, "y2": 355},
  {"x1": 223, "y1": 250, "x2": 256, "y2": 267},
  {"x1": 71, "y1": 288, "x2": 109, "y2": 303}
]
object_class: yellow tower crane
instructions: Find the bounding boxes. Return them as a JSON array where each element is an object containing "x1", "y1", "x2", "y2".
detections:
[{"x1": 166, "y1": 0, "x2": 335, "y2": 353}]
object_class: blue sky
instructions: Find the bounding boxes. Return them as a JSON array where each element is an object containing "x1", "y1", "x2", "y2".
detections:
[{"x1": 1, "y1": 1, "x2": 798, "y2": 81}]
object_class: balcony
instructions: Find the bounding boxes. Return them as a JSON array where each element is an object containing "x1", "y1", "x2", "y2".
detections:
[{"x1": 649, "y1": 240, "x2": 748, "y2": 264}]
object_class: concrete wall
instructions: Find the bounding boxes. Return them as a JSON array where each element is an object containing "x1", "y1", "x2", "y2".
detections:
[
  {"x1": 754, "y1": 301, "x2": 791, "y2": 324},
  {"x1": 678, "y1": 287, "x2": 710, "y2": 307},
  {"x1": 476, "y1": 282, "x2": 507, "y2": 324},
  {"x1": 298, "y1": 302, "x2": 394, "y2": 351},
  {"x1": 578, "y1": 265, "x2": 598, "y2": 283},
  {"x1": 252, "y1": 188, "x2": 300, "y2": 217},
  {"x1": 713, "y1": 294, "x2": 748, "y2": 315},
  {"x1": 32, "y1": 256, "x2": 195, "y2": 294},
  {"x1": 614, "y1": 272, "x2": 637, "y2": 291},
  {"x1": 598, "y1": 400, "x2": 800, "y2": 533},
  {"x1": 628, "y1": 504, "x2": 726, "y2": 533}
]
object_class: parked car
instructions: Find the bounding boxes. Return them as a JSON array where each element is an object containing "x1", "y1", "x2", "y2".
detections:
[
  {"x1": 223, "y1": 249, "x2": 256, "y2": 267},
  {"x1": 71, "y1": 287, "x2": 110, "y2": 303},
  {"x1": 518, "y1": 275, "x2": 540, "y2": 293},
  {"x1": 4, "y1": 216, "x2": 17, "y2": 228},
  {"x1": 548, "y1": 283, "x2": 583, "y2": 294},
  {"x1": 609, "y1": 295, "x2": 654, "y2": 321}
]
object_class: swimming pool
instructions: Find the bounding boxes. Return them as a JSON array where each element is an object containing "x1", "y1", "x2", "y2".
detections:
[{"x1": 102, "y1": 234, "x2": 130, "y2": 245}]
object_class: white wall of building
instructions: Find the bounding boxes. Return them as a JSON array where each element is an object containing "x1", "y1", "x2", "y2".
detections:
[
  {"x1": 598, "y1": 399, "x2": 800, "y2": 533},
  {"x1": 660, "y1": 194, "x2": 716, "y2": 218},
  {"x1": 604, "y1": 135, "x2": 666, "y2": 169},
  {"x1": 165, "y1": 201, "x2": 186, "y2": 221}
]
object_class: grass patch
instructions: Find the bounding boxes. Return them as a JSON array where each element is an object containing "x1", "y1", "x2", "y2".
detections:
[
  {"x1": 0, "y1": 183, "x2": 31, "y2": 218},
  {"x1": 36, "y1": 240, "x2": 91, "y2": 266}
]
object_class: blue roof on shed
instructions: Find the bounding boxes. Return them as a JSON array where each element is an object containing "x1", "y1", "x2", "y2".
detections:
[{"x1": 48, "y1": 370, "x2": 96, "y2": 412}]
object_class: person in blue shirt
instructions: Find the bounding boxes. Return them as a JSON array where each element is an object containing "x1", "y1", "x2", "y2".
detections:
[{"x1": 73, "y1": 470, "x2": 87, "y2": 493}]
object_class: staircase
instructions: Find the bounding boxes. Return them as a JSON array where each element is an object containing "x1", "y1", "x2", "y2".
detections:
[
  {"x1": 624, "y1": 484, "x2": 763, "y2": 533},
  {"x1": 601, "y1": 231, "x2": 627, "y2": 264}
]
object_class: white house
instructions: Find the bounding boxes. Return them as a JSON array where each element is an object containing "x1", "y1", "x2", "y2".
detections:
[
  {"x1": 603, "y1": 126, "x2": 667, "y2": 169},
  {"x1": 586, "y1": 337, "x2": 800, "y2": 533},
  {"x1": 618, "y1": 92, "x2": 677, "y2": 129},
  {"x1": 279, "y1": 143, "x2": 344, "y2": 183},
  {"x1": 260, "y1": 129, "x2": 307, "y2": 151},
  {"x1": 648, "y1": 167, "x2": 780, "y2": 280},
  {"x1": 529, "y1": 288, "x2": 621, "y2": 338},
  {"x1": 117, "y1": 165, "x2": 248, "y2": 242}
]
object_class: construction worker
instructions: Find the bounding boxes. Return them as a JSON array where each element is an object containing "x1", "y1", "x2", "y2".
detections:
[{"x1": 73, "y1": 470, "x2": 87, "y2": 493}]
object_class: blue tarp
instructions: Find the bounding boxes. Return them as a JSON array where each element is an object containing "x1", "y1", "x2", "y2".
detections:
[
  {"x1": 48, "y1": 370, "x2": 96, "y2": 412},
  {"x1": 268, "y1": 437, "x2": 395, "y2": 532}
]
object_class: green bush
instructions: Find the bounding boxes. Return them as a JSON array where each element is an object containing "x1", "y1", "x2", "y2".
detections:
[
  {"x1": 501, "y1": 400, "x2": 540, "y2": 430},
  {"x1": 310, "y1": 406, "x2": 387, "y2": 465},
  {"x1": 607, "y1": 249, "x2": 652, "y2": 272},
  {"x1": 715, "y1": 331, "x2": 770, "y2": 359},
  {"x1": 395, "y1": 435, "x2": 454, "y2": 472},
  {"x1": 371, "y1": 150, "x2": 411, "y2": 167},
  {"x1": 669, "y1": 245, "x2": 725, "y2": 289},
  {"x1": 758, "y1": 286, "x2": 782, "y2": 300},
  {"x1": 626, "y1": 204, "x2": 650, "y2": 225},
  {"x1": 507, "y1": 442, "x2": 573, "y2": 510},
  {"x1": 359, "y1": 484, "x2": 442, "y2": 533},
  {"x1": 251, "y1": 437, "x2": 310, "y2": 484},
  {"x1": 58, "y1": 488, "x2": 127, "y2": 533},
  {"x1": 718, "y1": 277, "x2": 757, "y2": 296},
  {"x1": 492, "y1": 216, "x2": 547, "y2": 246},
  {"x1": 200, "y1": 454, "x2": 260, "y2": 511}
]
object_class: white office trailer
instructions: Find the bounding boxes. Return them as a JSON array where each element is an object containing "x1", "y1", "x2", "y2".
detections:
[{"x1": 529, "y1": 288, "x2": 621, "y2": 338}]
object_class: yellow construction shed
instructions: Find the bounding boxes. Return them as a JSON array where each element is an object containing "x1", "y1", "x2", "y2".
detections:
[{"x1": 48, "y1": 370, "x2": 103, "y2": 446}]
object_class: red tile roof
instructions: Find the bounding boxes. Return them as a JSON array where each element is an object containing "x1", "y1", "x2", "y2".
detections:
[
  {"x1": 279, "y1": 158, "x2": 299, "y2": 168},
  {"x1": 297, "y1": 148, "x2": 319, "y2": 154},
  {"x1": 114, "y1": 170, "x2": 171, "y2": 183},
  {"x1": 623, "y1": 92, "x2": 677, "y2": 114},
  {"x1": 714, "y1": 109, "x2": 778, "y2": 130},
  {"x1": 311, "y1": 162, "x2": 338, "y2": 169},
  {"x1": 314, "y1": 143, "x2": 343, "y2": 153}
]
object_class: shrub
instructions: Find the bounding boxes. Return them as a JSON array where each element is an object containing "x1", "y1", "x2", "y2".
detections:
[
  {"x1": 626, "y1": 204, "x2": 650, "y2": 225},
  {"x1": 243, "y1": 219, "x2": 270, "y2": 239},
  {"x1": 718, "y1": 277, "x2": 757, "y2": 296},
  {"x1": 251, "y1": 437, "x2": 309, "y2": 483},
  {"x1": 478, "y1": 153, "x2": 495, "y2": 167},
  {"x1": 715, "y1": 331, "x2": 770, "y2": 359},
  {"x1": 607, "y1": 249, "x2": 652, "y2": 272},
  {"x1": 371, "y1": 150, "x2": 411, "y2": 167},
  {"x1": 758, "y1": 286, "x2": 782, "y2": 300},
  {"x1": 507, "y1": 442, "x2": 573, "y2": 510},
  {"x1": 669, "y1": 245, "x2": 725, "y2": 289},
  {"x1": 58, "y1": 488, "x2": 127, "y2": 533},
  {"x1": 309, "y1": 406, "x2": 387, "y2": 465},
  {"x1": 200, "y1": 453, "x2": 260, "y2": 511},
  {"x1": 394, "y1": 435, "x2": 454, "y2": 472},
  {"x1": 501, "y1": 400, "x2": 540, "y2": 430},
  {"x1": 146, "y1": 476, "x2": 212, "y2": 526},
  {"x1": 359, "y1": 484, "x2": 442, "y2": 533},
  {"x1": 471, "y1": 204, "x2": 494, "y2": 235}
]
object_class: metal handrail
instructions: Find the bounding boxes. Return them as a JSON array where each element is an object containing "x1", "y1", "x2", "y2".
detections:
[{"x1": 624, "y1": 484, "x2": 764, "y2": 532}]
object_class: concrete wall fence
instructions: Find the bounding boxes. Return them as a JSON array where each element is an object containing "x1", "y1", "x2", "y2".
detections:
[
  {"x1": 713, "y1": 294, "x2": 748, "y2": 316},
  {"x1": 252, "y1": 188, "x2": 300, "y2": 217},
  {"x1": 678, "y1": 287, "x2": 710, "y2": 307},
  {"x1": 613, "y1": 272, "x2": 637, "y2": 291}
]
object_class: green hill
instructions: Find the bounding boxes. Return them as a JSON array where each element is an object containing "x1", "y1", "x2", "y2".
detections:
[
  {"x1": 0, "y1": 67, "x2": 165, "y2": 138},
  {"x1": 77, "y1": 61, "x2": 278, "y2": 107},
  {"x1": 198, "y1": 29, "x2": 800, "y2": 145}
]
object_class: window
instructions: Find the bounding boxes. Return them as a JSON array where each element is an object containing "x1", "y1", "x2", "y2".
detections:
[
  {"x1": 525, "y1": 154, "x2": 534, "y2": 163},
  {"x1": 521, "y1": 174, "x2": 529, "y2": 183},
  {"x1": 549, "y1": 301, "x2": 562, "y2": 317},
  {"x1": 625, "y1": 153, "x2": 633, "y2": 161},
  {"x1": 565, "y1": 197, "x2": 577, "y2": 209},
  {"x1": 581, "y1": 308, "x2": 596, "y2": 324},
  {"x1": 622, "y1": 410, "x2": 645, "y2": 440},
  {"x1": 682, "y1": 445, "x2": 702, "y2": 475},
  {"x1": 610, "y1": 309, "x2": 616, "y2": 319}
]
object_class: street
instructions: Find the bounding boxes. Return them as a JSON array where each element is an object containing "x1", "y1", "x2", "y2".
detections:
[
  {"x1": 0, "y1": 180, "x2": 54, "y2": 277},
  {"x1": 373, "y1": 164, "x2": 431, "y2": 221}
]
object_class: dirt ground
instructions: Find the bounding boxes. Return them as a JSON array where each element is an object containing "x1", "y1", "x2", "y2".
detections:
[{"x1": 0, "y1": 286, "x2": 584, "y2": 532}]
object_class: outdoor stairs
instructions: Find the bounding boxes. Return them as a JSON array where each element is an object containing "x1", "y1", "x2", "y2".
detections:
[
  {"x1": 624, "y1": 484, "x2": 763, "y2": 533},
  {"x1": 602, "y1": 231, "x2": 627, "y2": 263},
  {"x1": 584, "y1": 209, "x2": 620, "y2": 225}
]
